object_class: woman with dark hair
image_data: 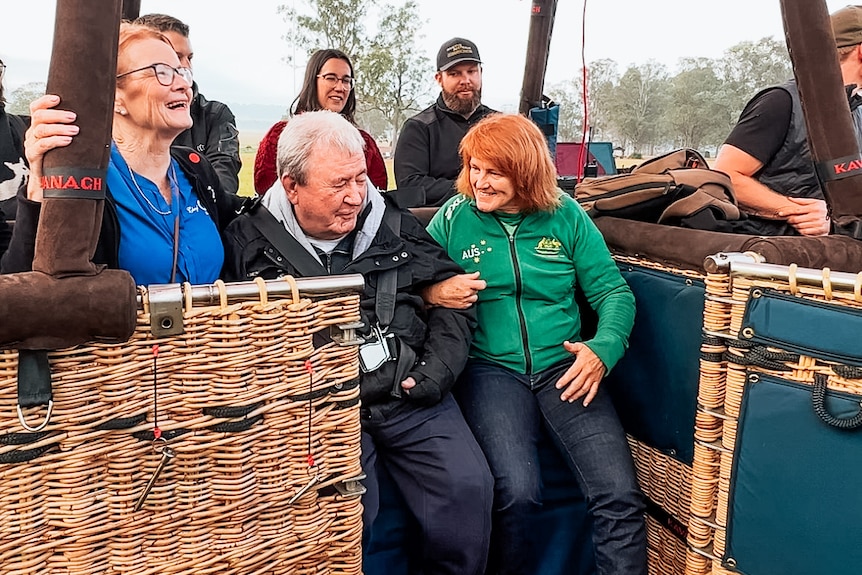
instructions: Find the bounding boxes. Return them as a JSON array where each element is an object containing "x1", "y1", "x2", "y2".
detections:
[
  {"x1": 252, "y1": 48, "x2": 388, "y2": 194},
  {"x1": 426, "y1": 113, "x2": 648, "y2": 575}
]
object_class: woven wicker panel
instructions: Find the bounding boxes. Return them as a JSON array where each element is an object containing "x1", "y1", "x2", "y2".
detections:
[
  {"x1": 0, "y1": 280, "x2": 363, "y2": 574},
  {"x1": 695, "y1": 267, "x2": 862, "y2": 575},
  {"x1": 629, "y1": 435, "x2": 713, "y2": 575},
  {"x1": 613, "y1": 255, "x2": 710, "y2": 575}
]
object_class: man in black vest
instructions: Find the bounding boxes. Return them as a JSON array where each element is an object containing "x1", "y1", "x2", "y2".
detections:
[
  {"x1": 713, "y1": 5, "x2": 862, "y2": 236},
  {"x1": 222, "y1": 110, "x2": 493, "y2": 575}
]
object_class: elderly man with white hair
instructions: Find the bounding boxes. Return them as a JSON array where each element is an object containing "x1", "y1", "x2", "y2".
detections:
[{"x1": 222, "y1": 110, "x2": 493, "y2": 575}]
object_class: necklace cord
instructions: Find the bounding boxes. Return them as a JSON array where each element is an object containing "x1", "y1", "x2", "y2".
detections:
[
  {"x1": 127, "y1": 161, "x2": 181, "y2": 282},
  {"x1": 128, "y1": 163, "x2": 172, "y2": 216}
]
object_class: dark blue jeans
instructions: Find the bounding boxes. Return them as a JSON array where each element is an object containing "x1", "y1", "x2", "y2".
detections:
[
  {"x1": 361, "y1": 393, "x2": 494, "y2": 575},
  {"x1": 455, "y1": 358, "x2": 647, "y2": 575}
]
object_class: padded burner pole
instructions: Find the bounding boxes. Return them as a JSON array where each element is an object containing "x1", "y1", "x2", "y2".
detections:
[
  {"x1": 0, "y1": 0, "x2": 136, "y2": 350},
  {"x1": 781, "y1": 0, "x2": 862, "y2": 221},
  {"x1": 121, "y1": 0, "x2": 141, "y2": 21}
]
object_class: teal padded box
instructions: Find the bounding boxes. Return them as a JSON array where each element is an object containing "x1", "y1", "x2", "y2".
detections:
[{"x1": 724, "y1": 373, "x2": 862, "y2": 575}]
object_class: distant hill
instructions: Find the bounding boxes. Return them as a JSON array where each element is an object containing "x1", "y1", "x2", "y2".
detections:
[{"x1": 228, "y1": 103, "x2": 288, "y2": 149}]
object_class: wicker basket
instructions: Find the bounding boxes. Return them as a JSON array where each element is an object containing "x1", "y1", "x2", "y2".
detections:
[
  {"x1": 612, "y1": 255, "x2": 712, "y2": 575},
  {"x1": 0, "y1": 277, "x2": 364, "y2": 574},
  {"x1": 695, "y1": 260, "x2": 862, "y2": 575}
]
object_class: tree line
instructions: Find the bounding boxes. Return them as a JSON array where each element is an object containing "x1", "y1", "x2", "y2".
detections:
[
  {"x1": 5, "y1": 0, "x2": 793, "y2": 156},
  {"x1": 277, "y1": 0, "x2": 793, "y2": 154},
  {"x1": 548, "y1": 38, "x2": 792, "y2": 156}
]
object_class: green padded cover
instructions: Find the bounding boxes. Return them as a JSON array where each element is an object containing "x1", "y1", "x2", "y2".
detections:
[
  {"x1": 606, "y1": 265, "x2": 704, "y2": 464},
  {"x1": 742, "y1": 288, "x2": 862, "y2": 366},
  {"x1": 725, "y1": 373, "x2": 862, "y2": 575}
]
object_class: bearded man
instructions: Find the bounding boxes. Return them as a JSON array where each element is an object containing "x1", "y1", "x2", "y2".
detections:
[{"x1": 393, "y1": 38, "x2": 497, "y2": 207}]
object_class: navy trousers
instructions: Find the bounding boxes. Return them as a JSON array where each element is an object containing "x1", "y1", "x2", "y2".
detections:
[
  {"x1": 361, "y1": 393, "x2": 494, "y2": 575},
  {"x1": 455, "y1": 358, "x2": 648, "y2": 575}
]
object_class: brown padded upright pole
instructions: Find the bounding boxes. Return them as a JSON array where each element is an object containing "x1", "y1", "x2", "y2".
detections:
[
  {"x1": 33, "y1": 0, "x2": 122, "y2": 277},
  {"x1": 0, "y1": 0, "x2": 136, "y2": 350},
  {"x1": 121, "y1": 0, "x2": 141, "y2": 21},
  {"x1": 781, "y1": 0, "x2": 862, "y2": 220},
  {"x1": 519, "y1": 0, "x2": 558, "y2": 115}
]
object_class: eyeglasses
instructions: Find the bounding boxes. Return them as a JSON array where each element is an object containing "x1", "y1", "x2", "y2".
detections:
[
  {"x1": 117, "y1": 63, "x2": 193, "y2": 87},
  {"x1": 317, "y1": 73, "x2": 355, "y2": 90}
]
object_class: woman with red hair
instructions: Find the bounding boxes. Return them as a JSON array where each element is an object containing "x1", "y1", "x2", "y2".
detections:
[{"x1": 426, "y1": 113, "x2": 647, "y2": 575}]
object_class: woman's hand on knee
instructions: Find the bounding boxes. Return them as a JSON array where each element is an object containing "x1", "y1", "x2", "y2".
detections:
[{"x1": 555, "y1": 341, "x2": 606, "y2": 407}]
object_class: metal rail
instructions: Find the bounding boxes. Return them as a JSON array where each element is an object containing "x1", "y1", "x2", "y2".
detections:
[
  {"x1": 136, "y1": 274, "x2": 365, "y2": 308},
  {"x1": 705, "y1": 252, "x2": 862, "y2": 292}
]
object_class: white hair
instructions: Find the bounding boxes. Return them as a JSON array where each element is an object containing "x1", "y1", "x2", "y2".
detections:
[{"x1": 276, "y1": 110, "x2": 366, "y2": 185}]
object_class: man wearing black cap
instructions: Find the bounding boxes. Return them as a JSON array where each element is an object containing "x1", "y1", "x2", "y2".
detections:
[
  {"x1": 393, "y1": 37, "x2": 497, "y2": 207},
  {"x1": 713, "y1": 5, "x2": 862, "y2": 236}
]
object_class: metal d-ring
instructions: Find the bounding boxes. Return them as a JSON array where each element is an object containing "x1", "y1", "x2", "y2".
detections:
[{"x1": 17, "y1": 400, "x2": 54, "y2": 432}]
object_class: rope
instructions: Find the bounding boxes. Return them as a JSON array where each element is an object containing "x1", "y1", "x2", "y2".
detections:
[{"x1": 812, "y1": 373, "x2": 862, "y2": 430}]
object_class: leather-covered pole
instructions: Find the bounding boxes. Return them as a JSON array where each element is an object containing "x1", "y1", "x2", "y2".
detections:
[
  {"x1": 34, "y1": 0, "x2": 121, "y2": 277},
  {"x1": 121, "y1": 0, "x2": 141, "y2": 21},
  {"x1": 0, "y1": 0, "x2": 136, "y2": 350},
  {"x1": 780, "y1": 0, "x2": 862, "y2": 220},
  {"x1": 519, "y1": 0, "x2": 558, "y2": 115},
  {"x1": 594, "y1": 216, "x2": 862, "y2": 273}
]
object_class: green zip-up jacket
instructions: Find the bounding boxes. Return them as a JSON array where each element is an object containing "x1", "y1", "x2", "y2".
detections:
[{"x1": 427, "y1": 193, "x2": 635, "y2": 375}]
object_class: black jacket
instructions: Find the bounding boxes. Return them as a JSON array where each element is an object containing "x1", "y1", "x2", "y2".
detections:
[
  {"x1": 1, "y1": 146, "x2": 245, "y2": 274},
  {"x1": 221, "y1": 194, "x2": 476, "y2": 410},
  {"x1": 393, "y1": 95, "x2": 496, "y2": 208},
  {"x1": 0, "y1": 107, "x2": 29, "y2": 257},
  {"x1": 173, "y1": 85, "x2": 242, "y2": 195}
]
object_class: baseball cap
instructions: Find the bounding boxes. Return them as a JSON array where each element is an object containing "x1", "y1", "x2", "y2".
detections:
[
  {"x1": 437, "y1": 38, "x2": 482, "y2": 71},
  {"x1": 832, "y1": 5, "x2": 862, "y2": 48}
]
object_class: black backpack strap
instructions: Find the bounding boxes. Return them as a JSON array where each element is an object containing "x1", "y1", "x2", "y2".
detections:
[
  {"x1": 247, "y1": 204, "x2": 327, "y2": 276},
  {"x1": 376, "y1": 206, "x2": 401, "y2": 329}
]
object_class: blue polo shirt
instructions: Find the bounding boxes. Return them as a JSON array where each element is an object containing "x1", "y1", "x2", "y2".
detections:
[{"x1": 107, "y1": 144, "x2": 224, "y2": 286}]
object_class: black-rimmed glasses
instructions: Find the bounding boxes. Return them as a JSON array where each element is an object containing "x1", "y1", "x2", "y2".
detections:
[
  {"x1": 117, "y1": 63, "x2": 193, "y2": 87},
  {"x1": 317, "y1": 73, "x2": 355, "y2": 90}
]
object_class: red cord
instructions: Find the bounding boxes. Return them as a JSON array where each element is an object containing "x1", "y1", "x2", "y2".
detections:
[
  {"x1": 152, "y1": 345, "x2": 161, "y2": 439},
  {"x1": 576, "y1": 0, "x2": 589, "y2": 183},
  {"x1": 304, "y1": 359, "x2": 315, "y2": 468}
]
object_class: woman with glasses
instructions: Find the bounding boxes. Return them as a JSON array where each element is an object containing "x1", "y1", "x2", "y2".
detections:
[
  {"x1": 253, "y1": 48, "x2": 388, "y2": 194},
  {"x1": 2, "y1": 24, "x2": 242, "y2": 285}
]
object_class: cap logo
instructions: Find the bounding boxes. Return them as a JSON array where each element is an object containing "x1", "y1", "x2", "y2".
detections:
[{"x1": 447, "y1": 43, "x2": 475, "y2": 58}]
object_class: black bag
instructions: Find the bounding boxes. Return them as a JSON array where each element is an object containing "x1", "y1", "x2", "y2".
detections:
[{"x1": 574, "y1": 148, "x2": 740, "y2": 224}]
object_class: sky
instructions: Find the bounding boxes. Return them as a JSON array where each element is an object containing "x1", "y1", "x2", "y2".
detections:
[{"x1": 0, "y1": 0, "x2": 854, "y2": 136}]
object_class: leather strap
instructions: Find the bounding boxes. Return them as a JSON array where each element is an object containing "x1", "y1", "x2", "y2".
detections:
[
  {"x1": 375, "y1": 207, "x2": 401, "y2": 329},
  {"x1": 17, "y1": 349, "x2": 53, "y2": 431},
  {"x1": 248, "y1": 205, "x2": 327, "y2": 276}
]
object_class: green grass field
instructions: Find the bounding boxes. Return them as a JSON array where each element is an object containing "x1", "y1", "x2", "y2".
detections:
[
  {"x1": 237, "y1": 151, "x2": 256, "y2": 198},
  {"x1": 237, "y1": 151, "x2": 396, "y2": 197},
  {"x1": 237, "y1": 145, "x2": 649, "y2": 198}
]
